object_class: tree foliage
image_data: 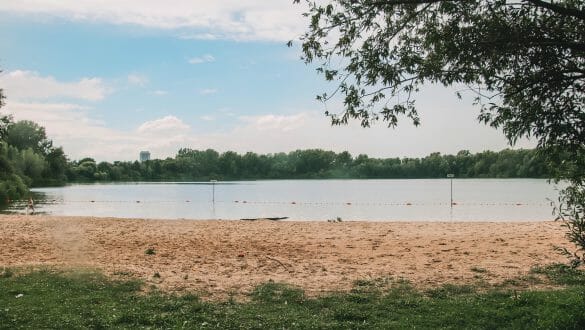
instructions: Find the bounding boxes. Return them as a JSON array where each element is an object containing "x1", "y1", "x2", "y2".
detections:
[
  {"x1": 294, "y1": 0, "x2": 585, "y2": 266},
  {"x1": 556, "y1": 185, "x2": 585, "y2": 267},
  {"x1": 0, "y1": 142, "x2": 28, "y2": 202},
  {"x1": 5, "y1": 120, "x2": 53, "y2": 156},
  {"x1": 294, "y1": 0, "x2": 584, "y2": 149},
  {"x1": 65, "y1": 148, "x2": 550, "y2": 182},
  {"x1": 0, "y1": 83, "x2": 10, "y2": 141}
]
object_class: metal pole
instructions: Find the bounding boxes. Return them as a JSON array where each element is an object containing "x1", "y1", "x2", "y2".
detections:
[{"x1": 447, "y1": 174, "x2": 454, "y2": 208}]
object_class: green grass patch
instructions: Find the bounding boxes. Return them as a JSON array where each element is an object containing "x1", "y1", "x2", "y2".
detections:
[
  {"x1": 0, "y1": 268, "x2": 14, "y2": 279},
  {"x1": 1, "y1": 267, "x2": 585, "y2": 329},
  {"x1": 531, "y1": 264, "x2": 585, "y2": 286}
]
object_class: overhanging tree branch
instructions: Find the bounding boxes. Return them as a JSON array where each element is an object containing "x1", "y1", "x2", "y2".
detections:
[{"x1": 525, "y1": 0, "x2": 585, "y2": 21}]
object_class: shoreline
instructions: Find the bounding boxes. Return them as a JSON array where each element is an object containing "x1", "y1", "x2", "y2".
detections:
[{"x1": 0, "y1": 214, "x2": 572, "y2": 299}]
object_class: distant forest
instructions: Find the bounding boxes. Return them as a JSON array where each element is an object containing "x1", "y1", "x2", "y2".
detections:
[{"x1": 67, "y1": 148, "x2": 551, "y2": 182}]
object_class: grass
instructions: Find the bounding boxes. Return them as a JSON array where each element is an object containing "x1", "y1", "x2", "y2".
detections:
[{"x1": 0, "y1": 266, "x2": 584, "y2": 329}]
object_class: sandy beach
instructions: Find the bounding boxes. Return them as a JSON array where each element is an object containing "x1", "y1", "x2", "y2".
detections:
[{"x1": 0, "y1": 215, "x2": 572, "y2": 299}]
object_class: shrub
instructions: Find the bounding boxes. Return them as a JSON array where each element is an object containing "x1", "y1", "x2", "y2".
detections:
[{"x1": 555, "y1": 184, "x2": 585, "y2": 268}]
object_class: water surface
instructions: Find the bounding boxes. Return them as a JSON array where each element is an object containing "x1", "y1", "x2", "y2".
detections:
[{"x1": 4, "y1": 179, "x2": 561, "y2": 221}]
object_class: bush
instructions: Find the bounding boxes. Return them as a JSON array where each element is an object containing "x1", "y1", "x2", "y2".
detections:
[
  {"x1": 0, "y1": 174, "x2": 28, "y2": 202},
  {"x1": 555, "y1": 184, "x2": 585, "y2": 268}
]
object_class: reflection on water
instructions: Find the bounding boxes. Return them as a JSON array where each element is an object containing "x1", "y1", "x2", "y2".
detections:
[{"x1": 2, "y1": 179, "x2": 561, "y2": 221}]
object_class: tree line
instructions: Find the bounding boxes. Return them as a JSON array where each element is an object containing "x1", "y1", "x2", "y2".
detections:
[{"x1": 67, "y1": 147, "x2": 551, "y2": 182}]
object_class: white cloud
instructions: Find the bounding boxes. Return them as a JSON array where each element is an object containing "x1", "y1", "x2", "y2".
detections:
[
  {"x1": 239, "y1": 113, "x2": 308, "y2": 132},
  {"x1": 3, "y1": 97, "x2": 535, "y2": 163},
  {"x1": 179, "y1": 33, "x2": 219, "y2": 41},
  {"x1": 0, "y1": 1, "x2": 308, "y2": 42},
  {"x1": 4, "y1": 100, "x2": 131, "y2": 158},
  {"x1": 4, "y1": 100, "x2": 196, "y2": 161},
  {"x1": 153, "y1": 90, "x2": 168, "y2": 96},
  {"x1": 182, "y1": 83, "x2": 537, "y2": 157},
  {"x1": 199, "y1": 88, "x2": 218, "y2": 95},
  {"x1": 127, "y1": 74, "x2": 149, "y2": 86},
  {"x1": 200, "y1": 115, "x2": 215, "y2": 121},
  {"x1": 5, "y1": 101, "x2": 90, "y2": 113},
  {"x1": 137, "y1": 115, "x2": 190, "y2": 133},
  {"x1": 0, "y1": 70, "x2": 108, "y2": 101},
  {"x1": 188, "y1": 54, "x2": 215, "y2": 64},
  {"x1": 0, "y1": 68, "x2": 199, "y2": 161},
  {"x1": 0, "y1": 67, "x2": 536, "y2": 162}
]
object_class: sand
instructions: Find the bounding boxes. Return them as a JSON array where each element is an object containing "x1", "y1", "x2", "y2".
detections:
[{"x1": 0, "y1": 215, "x2": 573, "y2": 299}]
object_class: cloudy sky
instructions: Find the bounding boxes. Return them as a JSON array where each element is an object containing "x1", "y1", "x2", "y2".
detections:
[{"x1": 0, "y1": 0, "x2": 533, "y2": 161}]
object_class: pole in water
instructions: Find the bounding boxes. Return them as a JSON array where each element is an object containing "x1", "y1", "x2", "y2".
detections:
[
  {"x1": 210, "y1": 179, "x2": 218, "y2": 204},
  {"x1": 447, "y1": 174, "x2": 455, "y2": 208}
]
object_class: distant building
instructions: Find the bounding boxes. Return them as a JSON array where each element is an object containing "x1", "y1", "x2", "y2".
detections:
[{"x1": 139, "y1": 151, "x2": 151, "y2": 162}]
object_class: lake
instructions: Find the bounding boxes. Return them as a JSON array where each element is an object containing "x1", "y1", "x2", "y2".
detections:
[{"x1": 2, "y1": 179, "x2": 563, "y2": 221}]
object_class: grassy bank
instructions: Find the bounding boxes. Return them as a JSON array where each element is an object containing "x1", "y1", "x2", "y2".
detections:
[{"x1": 1, "y1": 265, "x2": 585, "y2": 329}]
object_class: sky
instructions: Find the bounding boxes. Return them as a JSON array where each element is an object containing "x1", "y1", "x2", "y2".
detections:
[{"x1": 0, "y1": 0, "x2": 534, "y2": 162}]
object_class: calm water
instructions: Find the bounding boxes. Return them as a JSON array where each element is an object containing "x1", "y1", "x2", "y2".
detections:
[{"x1": 4, "y1": 179, "x2": 562, "y2": 221}]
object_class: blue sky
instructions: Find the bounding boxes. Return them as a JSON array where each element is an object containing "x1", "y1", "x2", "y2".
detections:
[{"x1": 0, "y1": 1, "x2": 533, "y2": 161}]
